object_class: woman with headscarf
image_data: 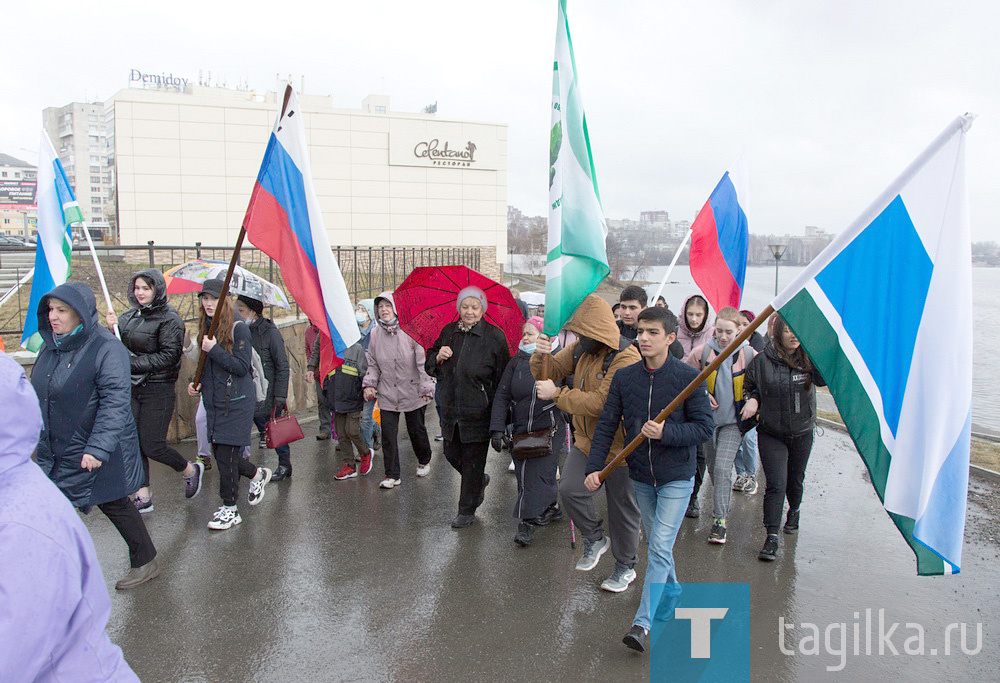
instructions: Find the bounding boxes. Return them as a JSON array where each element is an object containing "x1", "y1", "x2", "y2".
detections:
[
  {"x1": 106, "y1": 268, "x2": 202, "y2": 512},
  {"x1": 31, "y1": 281, "x2": 159, "y2": 589},
  {"x1": 427, "y1": 287, "x2": 510, "y2": 528},
  {"x1": 362, "y1": 291, "x2": 435, "y2": 489},
  {"x1": 489, "y1": 316, "x2": 563, "y2": 546}
]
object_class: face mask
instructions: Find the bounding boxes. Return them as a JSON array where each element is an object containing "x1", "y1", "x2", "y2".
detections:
[
  {"x1": 356, "y1": 312, "x2": 368, "y2": 324},
  {"x1": 519, "y1": 342, "x2": 537, "y2": 354},
  {"x1": 578, "y1": 336, "x2": 602, "y2": 354}
]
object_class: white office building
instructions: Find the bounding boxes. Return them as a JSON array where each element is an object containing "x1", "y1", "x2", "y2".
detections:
[{"x1": 88, "y1": 79, "x2": 508, "y2": 269}]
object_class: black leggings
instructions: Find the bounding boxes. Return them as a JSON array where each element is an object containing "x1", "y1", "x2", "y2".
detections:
[
  {"x1": 214, "y1": 444, "x2": 259, "y2": 506},
  {"x1": 98, "y1": 496, "x2": 157, "y2": 568},
  {"x1": 133, "y1": 382, "x2": 189, "y2": 487},
  {"x1": 758, "y1": 430, "x2": 814, "y2": 534}
]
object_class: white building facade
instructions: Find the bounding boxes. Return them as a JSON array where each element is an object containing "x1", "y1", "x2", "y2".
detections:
[{"x1": 103, "y1": 84, "x2": 508, "y2": 268}]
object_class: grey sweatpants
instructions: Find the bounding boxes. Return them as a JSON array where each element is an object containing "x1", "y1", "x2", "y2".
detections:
[
  {"x1": 559, "y1": 446, "x2": 641, "y2": 568},
  {"x1": 705, "y1": 423, "x2": 743, "y2": 519}
]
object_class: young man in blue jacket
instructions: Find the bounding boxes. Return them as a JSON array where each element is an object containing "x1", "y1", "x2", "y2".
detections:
[{"x1": 585, "y1": 306, "x2": 714, "y2": 653}]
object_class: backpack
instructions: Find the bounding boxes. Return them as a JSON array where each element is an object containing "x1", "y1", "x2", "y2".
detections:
[
  {"x1": 250, "y1": 346, "x2": 268, "y2": 403},
  {"x1": 234, "y1": 321, "x2": 269, "y2": 402}
]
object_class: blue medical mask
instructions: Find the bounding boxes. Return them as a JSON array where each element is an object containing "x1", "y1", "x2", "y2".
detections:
[
  {"x1": 519, "y1": 342, "x2": 537, "y2": 354},
  {"x1": 356, "y1": 312, "x2": 369, "y2": 324}
]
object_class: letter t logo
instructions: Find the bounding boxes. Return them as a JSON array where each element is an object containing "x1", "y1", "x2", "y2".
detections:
[{"x1": 675, "y1": 608, "x2": 729, "y2": 658}]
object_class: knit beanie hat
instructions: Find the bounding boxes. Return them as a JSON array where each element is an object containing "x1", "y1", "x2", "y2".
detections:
[
  {"x1": 237, "y1": 295, "x2": 264, "y2": 316},
  {"x1": 456, "y1": 286, "x2": 487, "y2": 314}
]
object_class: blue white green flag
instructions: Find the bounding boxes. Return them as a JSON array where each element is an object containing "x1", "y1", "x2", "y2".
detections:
[
  {"x1": 22, "y1": 132, "x2": 81, "y2": 351},
  {"x1": 544, "y1": 0, "x2": 610, "y2": 336},
  {"x1": 773, "y1": 115, "x2": 974, "y2": 575}
]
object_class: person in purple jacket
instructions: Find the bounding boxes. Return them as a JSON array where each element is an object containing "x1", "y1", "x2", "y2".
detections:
[{"x1": 0, "y1": 352, "x2": 139, "y2": 681}]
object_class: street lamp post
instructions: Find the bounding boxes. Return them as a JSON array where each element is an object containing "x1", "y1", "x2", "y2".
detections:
[{"x1": 768, "y1": 244, "x2": 787, "y2": 296}]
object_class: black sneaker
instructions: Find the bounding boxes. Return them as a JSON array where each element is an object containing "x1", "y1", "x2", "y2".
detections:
[
  {"x1": 685, "y1": 497, "x2": 700, "y2": 519},
  {"x1": 783, "y1": 509, "x2": 800, "y2": 534},
  {"x1": 514, "y1": 522, "x2": 535, "y2": 547},
  {"x1": 532, "y1": 504, "x2": 564, "y2": 526},
  {"x1": 708, "y1": 518, "x2": 727, "y2": 544},
  {"x1": 258, "y1": 434, "x2": 267, "y2": 449},
  {"x1": 623, "y1": 625, "x2": 648, "y2": 652},
  {"x1": 759, "y1": 534, "x2": 779, "y2": 561}
]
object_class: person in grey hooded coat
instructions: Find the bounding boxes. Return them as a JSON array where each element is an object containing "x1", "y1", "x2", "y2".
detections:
[{"x1": 31, "y1": 281, "x2": 160, "y2": 589}]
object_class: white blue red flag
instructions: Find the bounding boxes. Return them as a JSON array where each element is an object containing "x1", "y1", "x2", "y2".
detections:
[
  {"x1": 688, "y1": 155, "x2": 749, "y2": 312},
  {"x1": 244, "y1": 85, "x2": 360, "y2": 376}
]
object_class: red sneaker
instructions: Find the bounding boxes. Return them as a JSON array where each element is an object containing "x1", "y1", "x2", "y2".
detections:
[
  {"x1": 359, "y1": 449, "x2": 374, "y2": 476},
  {"x1": 334, "y1": 463, "x2": 357, "y2": 480}
]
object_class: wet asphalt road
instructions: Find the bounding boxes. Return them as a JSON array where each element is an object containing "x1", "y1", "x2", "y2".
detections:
[{"x1": 83, "y1": 411, "x2": 998, "y2": 682}]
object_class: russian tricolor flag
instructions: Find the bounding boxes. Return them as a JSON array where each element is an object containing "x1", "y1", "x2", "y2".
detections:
[
  {"x1": 688, "y1": 156, "x2": 749, "y2": 312},
  {"x1": 244, "y1": 86, "x2": 360, "y2": 377}
]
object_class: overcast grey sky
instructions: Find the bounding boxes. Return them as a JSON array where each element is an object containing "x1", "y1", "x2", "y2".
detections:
[{"x1": 4, "y1": 0, "x2": 997, "y2": 239}]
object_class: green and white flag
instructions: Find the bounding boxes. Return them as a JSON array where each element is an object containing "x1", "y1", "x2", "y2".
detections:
[
  {"x1": 22, "y1": 132, "x2": 80, "y2": 351},
  {"x1": 544, "y1": 0, "x2": 609, "y2": 336}
]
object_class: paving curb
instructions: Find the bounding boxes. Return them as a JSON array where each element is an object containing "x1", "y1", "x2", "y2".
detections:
[{"x1": 816, "y1": 417, "x2": 1000, "y2": 485}]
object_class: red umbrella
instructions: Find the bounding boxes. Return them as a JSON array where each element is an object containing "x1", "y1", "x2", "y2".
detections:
[{"x1": 393, "y1": 266, "x2": 526, "y2": 356}]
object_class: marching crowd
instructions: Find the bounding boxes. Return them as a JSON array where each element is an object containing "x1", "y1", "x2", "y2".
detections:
[{"x1": 0, "y1": 265, "x2": 825, "y2": 675}]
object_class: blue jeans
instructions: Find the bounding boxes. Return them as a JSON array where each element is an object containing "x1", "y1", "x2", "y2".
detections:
[
  {"x1": 361, "y1": 399, "x2": 376, "y2": 448},
  {"x1": 631, "y1": 476, "x2": 695, "y2": 631},
  {"x1": 734, "y1": 427, "x2": 758, "y2": 477}
]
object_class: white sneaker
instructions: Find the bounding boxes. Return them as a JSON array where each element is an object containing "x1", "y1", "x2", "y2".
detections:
[
  {"x1": 416, "y1": 463, "x2": 431, "y2": 477},
  {"x1": 208, "y1": 505, "x2": 242, "y2": 530},
  {"x1": 379, "y1": 478, "x2": 401, "y2": 489},
  {"x1": 507, "y1": 460, "x2": 515, "y2": 472},
  {"x1": 248, "y1": 467, "x2": 272, "y2": 506}
]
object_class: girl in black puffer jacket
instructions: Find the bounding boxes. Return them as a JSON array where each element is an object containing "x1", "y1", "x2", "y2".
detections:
[
  {"x1": 106, "y1": 268, "x2": 203, "y2": 512},
  {"x1": 742, "y1": 314, "x2": 826, "y2": 562}
]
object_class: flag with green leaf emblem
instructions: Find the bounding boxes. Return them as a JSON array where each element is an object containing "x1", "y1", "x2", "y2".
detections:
[{"x1": 544, "y1": 0, "x2": 609, "y2": 336}]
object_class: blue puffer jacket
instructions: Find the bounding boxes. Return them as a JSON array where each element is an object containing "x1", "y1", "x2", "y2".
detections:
[
  {"x1": 31, "y1": 282, "x2": 144, "y2": 507},
  {"x1": 586, "y1": 356, "x2": 714, "y2": 486}
]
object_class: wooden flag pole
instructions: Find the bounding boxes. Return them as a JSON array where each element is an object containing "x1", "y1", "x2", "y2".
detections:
[
  {"x1": 191, "y1": 226, "x2": 247, "y2": 388},
  {"x1": 192, "y1": 85, "x2": 293, "y2": 387},
  {"x1": 596, "y1": 304, "x2": 774, "y2": 482}
]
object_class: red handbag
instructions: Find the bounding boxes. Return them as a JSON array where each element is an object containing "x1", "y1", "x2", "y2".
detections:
[{"x1": 266, "y1": 406, "x2": 304, "y2": 448}]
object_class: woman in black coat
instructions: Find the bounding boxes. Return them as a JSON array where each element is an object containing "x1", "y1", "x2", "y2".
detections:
[
  {"x1": 106, "y1": 268, "x2": 203, "y2": 511},
  {"x1": 186, "y1": 278, "x2": 271, "y2": 530},
  {"x1": 489, "y1": 317, "x2": 564, "y2": 547},
  {"x1": 742, "y1": 314, "x2": 826, "y2": 562},
  {"x1": 427, "y1": 287, "x2": 510, "y2": 529},
  {"x1": 236, "y1": 296, "x2": 292, "y2": 481},
  {"x1": 32, "y1": 281, "x2": 159, "y2": 589}
]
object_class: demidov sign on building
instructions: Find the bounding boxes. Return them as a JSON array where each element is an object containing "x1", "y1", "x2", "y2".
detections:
[
  {"x1": 129, "y1": 69, "x2": 189, "y2": 91},
  {"x1": 389, "y1": 119, "x2": 499, "y2": 171}
]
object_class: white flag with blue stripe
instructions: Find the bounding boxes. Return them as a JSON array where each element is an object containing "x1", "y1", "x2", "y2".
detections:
[{"x1": 22, "y1": 132, "x2": 82, "y2": 351}]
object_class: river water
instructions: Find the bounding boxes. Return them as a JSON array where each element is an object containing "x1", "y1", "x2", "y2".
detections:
[{"x1": 639, "y1": 264, "x2": 1000, "y2": 434}]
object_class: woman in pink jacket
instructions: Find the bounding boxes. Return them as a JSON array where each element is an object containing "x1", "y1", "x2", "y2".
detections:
[
  {"x1": 362, "y1": 292, "x2": 436, "y2": 489},
  {"x1": 675, "y1": 294, "x2": 715, "y2": 356}
]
